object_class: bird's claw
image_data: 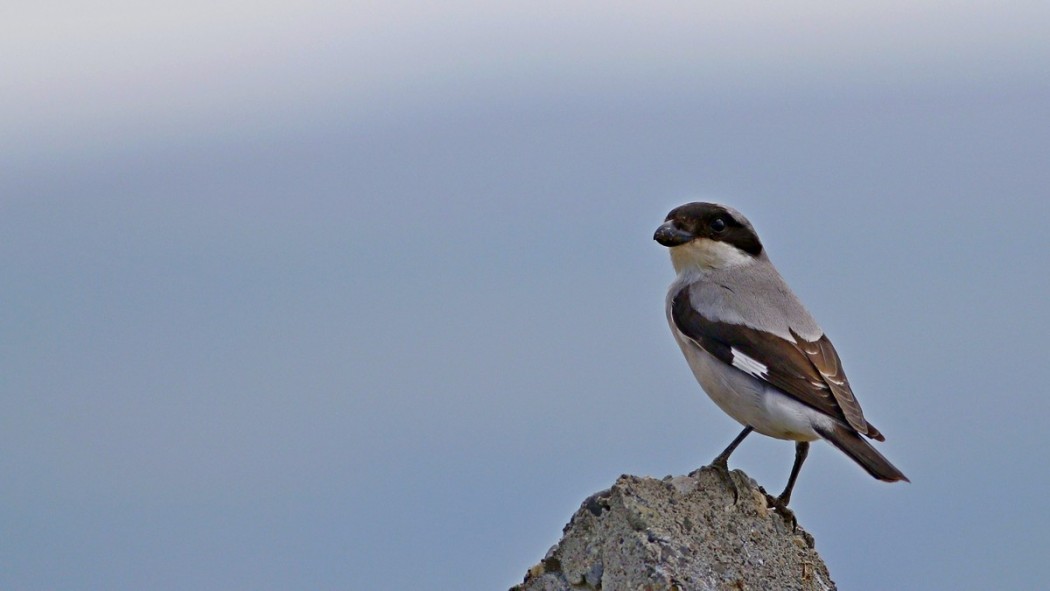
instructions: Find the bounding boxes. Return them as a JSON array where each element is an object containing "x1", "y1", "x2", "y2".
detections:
[
  {"x1": 763, "y1": 492, "x2": 798, "y2": 530},
  {"x1": 707, "y1": 461, "x2": 741, "y2": 504}
]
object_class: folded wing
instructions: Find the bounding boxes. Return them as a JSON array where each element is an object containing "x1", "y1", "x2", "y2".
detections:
[{"x1": 671, "y1": 287, "x2": 883, "y2": 440}]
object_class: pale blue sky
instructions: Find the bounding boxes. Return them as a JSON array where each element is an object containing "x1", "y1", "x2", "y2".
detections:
[{"x1": 3, "y1": 3, "x2": 1049, "y2": 590}]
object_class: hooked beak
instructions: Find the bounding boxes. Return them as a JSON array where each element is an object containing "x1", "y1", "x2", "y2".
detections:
[{"x1": 653, "y1": 221, "x2": 694, "y2": 247}]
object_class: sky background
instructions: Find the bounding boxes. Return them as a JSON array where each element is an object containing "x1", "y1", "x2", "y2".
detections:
[{"x1": 3, "y1": 2, "x2": 1049, "y2": 590}]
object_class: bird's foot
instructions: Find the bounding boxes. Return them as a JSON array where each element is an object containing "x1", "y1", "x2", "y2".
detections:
[
  {"x1": 762, "y1": 491, "x2": 798, "y2": 530},
  {"x1": 705, "y1": 460, "x2": 741, "y2": 504}
]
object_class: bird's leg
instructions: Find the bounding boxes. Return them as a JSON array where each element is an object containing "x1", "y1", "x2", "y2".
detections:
[
  {"x1": 707, "y1": 426, "x2": 753, "y2": 503},
  {"x1": 777, "y1": 440, "x2": 810, "y2": 506},
  {"x1": 712, "y1": 426, "x2": 753, "y2": 468},
  {"x1": 766, "y1": 441, "x2": 809, "y2": 527}
]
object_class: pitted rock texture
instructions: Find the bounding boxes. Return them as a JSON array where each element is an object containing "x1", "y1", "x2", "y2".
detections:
[{"x1": 513, "y1": 467, "x2": 835, "y2": 591}]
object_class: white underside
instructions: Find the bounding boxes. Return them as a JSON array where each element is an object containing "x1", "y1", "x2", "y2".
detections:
[{"x1": 673, "y1": 329, "x2": 833, "y2": 441}]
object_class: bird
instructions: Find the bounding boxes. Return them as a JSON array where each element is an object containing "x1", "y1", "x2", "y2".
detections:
[{"x1": 653, "y1": 201, "x2": 907, "y2": 510}]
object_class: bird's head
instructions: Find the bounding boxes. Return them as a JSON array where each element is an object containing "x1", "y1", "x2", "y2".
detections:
[{"x1": 654, "y1": 202, "x2": 764, "y2": 273}]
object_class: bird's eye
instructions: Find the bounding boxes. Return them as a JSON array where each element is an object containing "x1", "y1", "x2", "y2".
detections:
[{"x1": 709, "y1": 218, "x2": 727, "y2": 233}]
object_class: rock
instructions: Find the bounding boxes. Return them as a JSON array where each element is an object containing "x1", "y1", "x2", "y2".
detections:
[{"x1": 512, "y1": 467, "x2": 835, "y2": 591}]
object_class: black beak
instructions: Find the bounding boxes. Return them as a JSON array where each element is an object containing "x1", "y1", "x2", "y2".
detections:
[{"x1": 654, "y1": 221, "x2": 693, "y2": 247}]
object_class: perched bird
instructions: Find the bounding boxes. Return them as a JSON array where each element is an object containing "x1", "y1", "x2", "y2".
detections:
[{"x1": 654, "y1": 202, "x2": 907, "y2": 509}]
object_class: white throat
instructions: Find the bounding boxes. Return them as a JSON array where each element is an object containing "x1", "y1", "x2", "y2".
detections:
[{"x1": 670, "y1": 238, "x2": 755, "y2": 274}]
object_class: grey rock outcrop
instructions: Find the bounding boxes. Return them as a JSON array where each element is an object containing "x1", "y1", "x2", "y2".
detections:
[{"x1": 513, "y1": 467, "x2": 835, "y2": 591}]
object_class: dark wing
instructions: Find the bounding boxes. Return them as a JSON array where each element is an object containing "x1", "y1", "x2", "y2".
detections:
[
  {"x1": 671, "y1": 288, "x2": 882, "y2": 439},
  {"x1": 789, "y1": 328, "x2": 881, "y2": 439}
]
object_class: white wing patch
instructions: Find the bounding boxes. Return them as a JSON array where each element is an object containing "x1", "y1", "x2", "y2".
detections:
[{"x1": 730, "y1": 348, "x2": 768, "y2": 379}]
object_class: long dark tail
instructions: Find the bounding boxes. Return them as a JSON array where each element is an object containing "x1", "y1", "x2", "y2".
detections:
[{"x1": 816, "y1": 423, "x2": 909, "y2": 483}]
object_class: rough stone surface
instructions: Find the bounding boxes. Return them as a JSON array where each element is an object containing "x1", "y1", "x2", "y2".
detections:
[{"x1": 512, "y1": 468, "x2": 835, "y2": 591}]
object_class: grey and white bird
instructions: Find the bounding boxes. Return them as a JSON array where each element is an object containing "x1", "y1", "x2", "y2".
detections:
[{"x1": 654, "y1": 202, "x2": 907, "y2": 509}]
